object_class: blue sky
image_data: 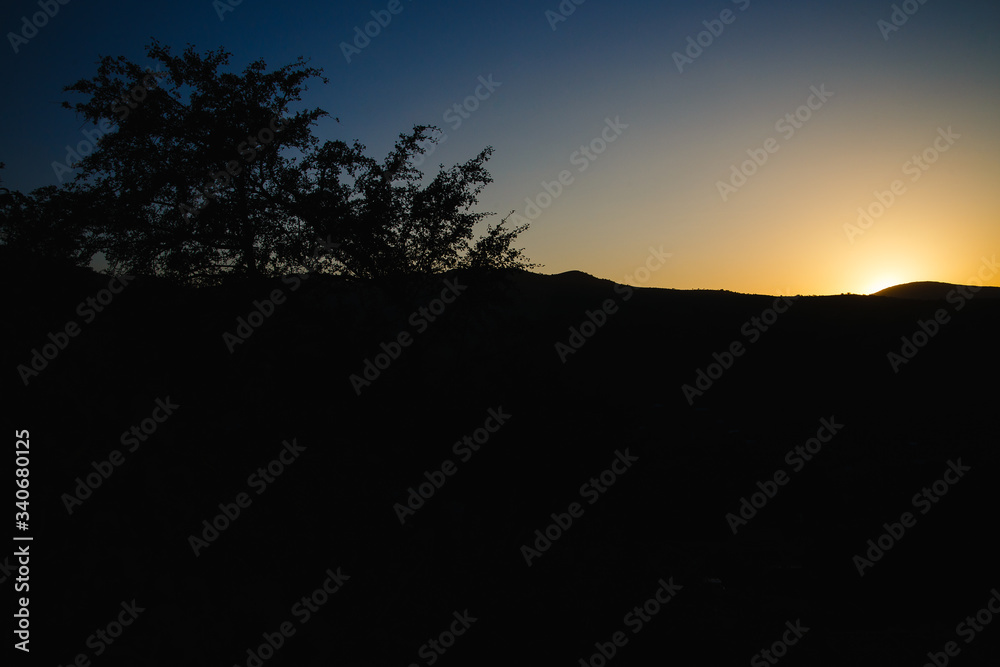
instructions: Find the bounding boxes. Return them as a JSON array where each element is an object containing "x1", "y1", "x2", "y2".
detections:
[{"x1": 3, "y1": 0, "x2": 998, "y2": 293}]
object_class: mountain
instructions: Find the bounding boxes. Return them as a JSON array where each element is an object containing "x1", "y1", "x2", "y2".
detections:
[{"x1": 873, "y1": 280, "x2": 1000, "y2": 300}]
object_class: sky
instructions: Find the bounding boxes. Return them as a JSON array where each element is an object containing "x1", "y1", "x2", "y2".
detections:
[{"x1": 2, "y1": 0, "x2": 998, "y2": 295}]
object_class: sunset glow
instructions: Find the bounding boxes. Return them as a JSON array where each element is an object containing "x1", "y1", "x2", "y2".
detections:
[{"x1": 3, "y1": 0, "x2": 998, "y2": 294}]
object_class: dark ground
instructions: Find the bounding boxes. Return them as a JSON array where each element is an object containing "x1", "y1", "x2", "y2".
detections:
[{"x1": 5, "y1": 253, "x2": 999, "y2": 666}]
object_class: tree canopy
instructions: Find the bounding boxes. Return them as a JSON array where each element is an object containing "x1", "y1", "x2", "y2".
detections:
[{"x1": 1, "y1": 40, "x2": 537, "y2": 285}]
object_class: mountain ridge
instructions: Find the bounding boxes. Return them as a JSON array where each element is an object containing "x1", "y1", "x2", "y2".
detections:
[{"x1": 872, "y1": 280, "x2": 1000, "y2": 300}]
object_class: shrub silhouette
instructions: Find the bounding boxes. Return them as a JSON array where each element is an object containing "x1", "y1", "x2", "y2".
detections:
[{"x1": 0, "y1": 164, "x2": 93, "y2": 267}]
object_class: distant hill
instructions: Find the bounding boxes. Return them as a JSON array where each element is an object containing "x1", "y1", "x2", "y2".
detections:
[
  {"x1": 873, "y1": 280, "x2": 1000, "y2": 300},
  {"x1": 547, "y1": 269, "x2": 616, "y2": 286}
]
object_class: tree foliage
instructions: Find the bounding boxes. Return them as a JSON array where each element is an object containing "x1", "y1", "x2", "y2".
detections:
[
  {"x1": 0, "y1": 165, "x2": 93, "y2": 265},
  {"x1": 0, "y1": 41, "x2": 537, "y2": 285},
  {"x1": 297, "y1": 127, "x2": 537, "y2": 279},
  {"x1": 56, "y1": 40, "x2": 330, "y2": 284}
]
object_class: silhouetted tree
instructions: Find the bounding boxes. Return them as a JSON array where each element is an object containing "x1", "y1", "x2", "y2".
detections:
[
  {"x1": 296, "y1": 128, "x2": 538, "y2": 279},
  {"x1": 60, "y1": 39, "x2": 329, "y2": 285},
  {"x1": 27, "y1": 41, "x2": 536, "y2": 285},
  {"x1": 465, "y1": 212, "x2": 537, "y2": 272},
  {"x1": 0, "y1": 164, "x2": 92, "y2": 265}
]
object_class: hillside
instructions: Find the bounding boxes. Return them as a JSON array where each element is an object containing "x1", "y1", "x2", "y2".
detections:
[
  {"x1": 6, "y1": 259, "x2": 1000, "y2": 666},
  {"x1": 873, "y1": 280, "x2": 1000, "y2": 300}
]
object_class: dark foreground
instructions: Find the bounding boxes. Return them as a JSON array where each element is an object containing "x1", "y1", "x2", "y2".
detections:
[{"x1": 6, "y1": 256, "x2": 1000, "y2": 666}]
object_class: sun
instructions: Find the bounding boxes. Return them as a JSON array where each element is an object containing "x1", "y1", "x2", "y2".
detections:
[
  {"x1": 848, "y1": 254, "x2": 932, "y2": 295},
  {"x1": 857, "y1": 262, "x2": 931, "y2": 294},
  {"x1": 863, "y1": 274, "x2": 905, "y2": 295}
]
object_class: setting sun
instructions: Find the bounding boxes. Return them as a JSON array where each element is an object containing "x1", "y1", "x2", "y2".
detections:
[{"x1": 862, "y1": 273, "x2": 909, "y2": 296}]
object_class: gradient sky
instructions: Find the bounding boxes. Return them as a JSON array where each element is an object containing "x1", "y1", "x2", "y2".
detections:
[{"x1": 3, "y1": 0, "x2": 998, "y2": 294}]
